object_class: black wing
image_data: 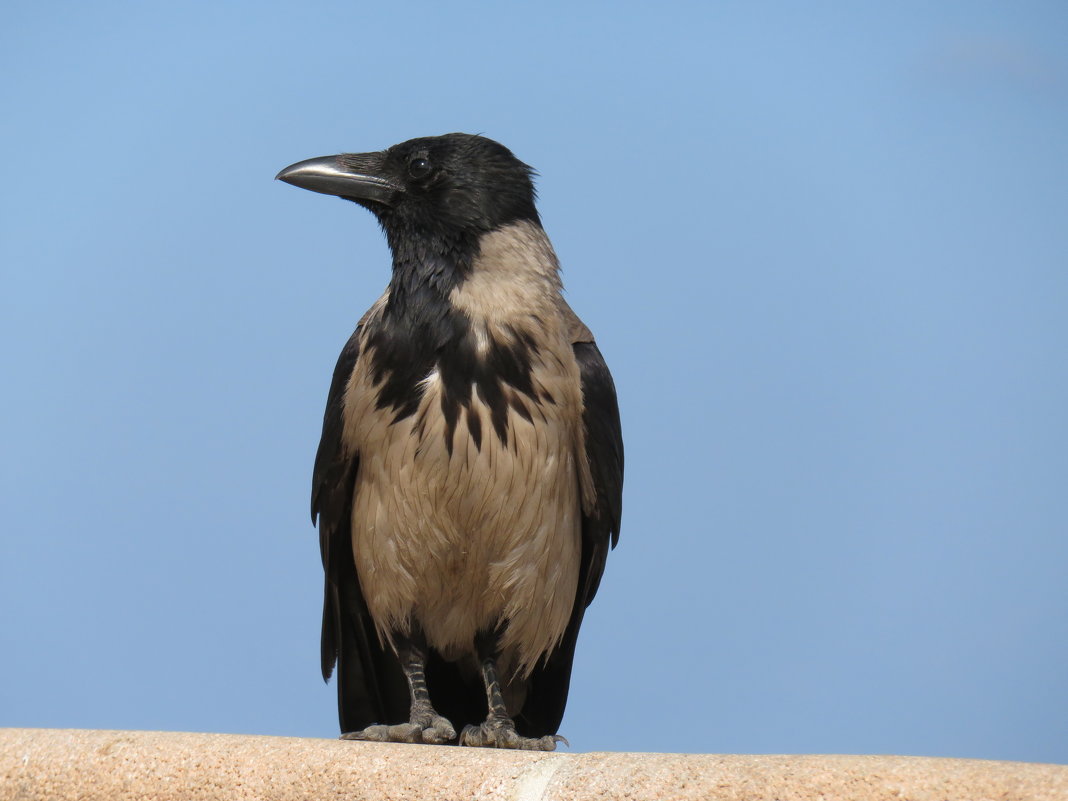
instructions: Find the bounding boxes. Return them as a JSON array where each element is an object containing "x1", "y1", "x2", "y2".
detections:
[
  {"x1": 312, "y1": 326, "x2": 408, "y2": 733},
  {"x1": 516, "y1": 339, "x2": 624, "y2": 735}
]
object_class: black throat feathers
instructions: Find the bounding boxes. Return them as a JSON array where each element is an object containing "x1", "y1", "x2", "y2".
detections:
[{"x1": 365, "y1": 226, "x2": 547, "y2": 455}]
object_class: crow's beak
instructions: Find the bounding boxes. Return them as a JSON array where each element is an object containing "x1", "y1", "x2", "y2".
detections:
[{"x1": 275, "y1": 152, "x2": 402, "y2": 206}]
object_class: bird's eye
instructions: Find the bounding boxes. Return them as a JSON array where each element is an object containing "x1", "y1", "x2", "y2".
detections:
[{"x1": 408, "y1": 156, "x2": 431, "y2": 179}]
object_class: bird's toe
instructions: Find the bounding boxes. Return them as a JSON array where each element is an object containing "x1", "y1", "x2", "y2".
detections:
[
  {"x1": 340, "y1": 722, "x2": 423, "y2": 743},
  {"x1": 340, "y1": 724, "x2": 388, "y2": 742},
  {"x1": 460, "y1": 720, "x2": 560, "y2": 751},
  {"x1": 420, "y1": 715, "x2": 457, "y2": 744}
]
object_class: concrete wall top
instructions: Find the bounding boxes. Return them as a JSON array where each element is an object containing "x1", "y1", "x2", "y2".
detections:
[{"x1": 2, "y1": 728, "x2": 1065, "y2": 801}]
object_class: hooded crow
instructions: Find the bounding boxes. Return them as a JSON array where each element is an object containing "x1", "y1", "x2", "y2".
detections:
[{"x1": 276, "y1": 133, "x2": 623, "y2": 750}]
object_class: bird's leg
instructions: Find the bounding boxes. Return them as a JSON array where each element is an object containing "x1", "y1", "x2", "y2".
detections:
[
  {"x1": 340, "y1": 629, "x2": 456, "y2": 745},
  {"x1": 459, "y1": 630, "x2": 564, "y2": 751}
]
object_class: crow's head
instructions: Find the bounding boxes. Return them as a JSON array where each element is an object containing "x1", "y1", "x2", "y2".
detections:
[{"x1": 277, "y1": 133, "x2": 539, "y2": 238}]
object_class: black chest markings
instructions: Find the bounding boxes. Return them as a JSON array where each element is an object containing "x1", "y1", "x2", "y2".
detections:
[{"x1": 366, "y1": 309, "x2": 546, "y2": 455}]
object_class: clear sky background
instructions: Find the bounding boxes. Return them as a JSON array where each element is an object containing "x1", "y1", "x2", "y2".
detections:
[{"x1": 2, "y1": 1, "x2": 1066, "y2": 764}]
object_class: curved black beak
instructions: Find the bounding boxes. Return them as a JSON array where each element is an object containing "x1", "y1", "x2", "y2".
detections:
[{"x1": 275, "y1": 153, "x2": 402, "y2": 206}]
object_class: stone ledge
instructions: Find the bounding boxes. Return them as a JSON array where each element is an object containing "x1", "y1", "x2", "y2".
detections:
[{"x1": 1, "y1": 728, "x2": 1065, "y2": 801}]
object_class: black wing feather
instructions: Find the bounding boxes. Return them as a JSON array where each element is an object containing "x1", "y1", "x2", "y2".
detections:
[
  {"x1": 516, "y1": 339, "x2": 623, "y2": 735},
  {"x1": 312, "y1": 326, "x2": 409, "y2": 732}
]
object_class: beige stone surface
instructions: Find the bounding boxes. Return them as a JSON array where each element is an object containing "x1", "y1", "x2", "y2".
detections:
[{"x1": 1, "y1": 728, "x2": 1065, "y2": 801}]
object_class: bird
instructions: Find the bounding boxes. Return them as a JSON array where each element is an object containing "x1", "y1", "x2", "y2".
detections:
[{"x1": 276, "y1": 133, "x2": 623, "y2": 751}]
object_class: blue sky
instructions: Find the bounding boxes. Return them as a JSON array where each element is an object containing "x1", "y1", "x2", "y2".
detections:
[{"x1": 2, "y1": 1, "x2": 1066, "y2": 764}]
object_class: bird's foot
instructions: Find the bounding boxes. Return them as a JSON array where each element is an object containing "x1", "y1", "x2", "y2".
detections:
[
  {"x1": 341, "y1": 709, "x2": 456, "y2": 745},
  {"x1": 460, "y1": 718, "x2": 566, "y2": 751}
]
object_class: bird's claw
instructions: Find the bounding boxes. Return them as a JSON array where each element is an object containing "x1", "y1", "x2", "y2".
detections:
[
  {"x1": 341, "y1": 714, "x2": 456, "y2": 745},
  {"x1": 459, "y1": 720, "x2": 563, "y2": 751}
]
